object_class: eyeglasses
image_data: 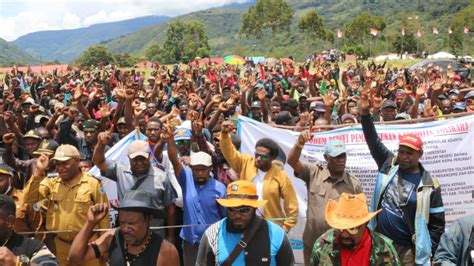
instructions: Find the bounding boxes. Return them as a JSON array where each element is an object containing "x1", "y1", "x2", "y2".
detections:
[
  {"x1": 336, "y1": 227, "x2": 359, "y2": 235},
  {"x1": 227, "y1": 206, "x2": 253, "y2": 214},
  {"x1": 175, "y1": 139, "x2": 190, "y2": 145},
  {"x1": 254, "y1": 152, "x2": 268, "y2": 160}
]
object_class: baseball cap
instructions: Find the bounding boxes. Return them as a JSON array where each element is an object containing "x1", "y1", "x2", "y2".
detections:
[
  {"x1": 310, "y1": 101, "x2": 326, "y2": 113},
  {"x1": 449, "y1": 89, "x2": 460, "y2": 95},
  {"x1": 250, "y1": 101, "x2": 262, "y2": 108},
  {"x1": 395, "y1": 113, "x2": 411, "y2": 120},
  {"x1": 174, "y1": 128, "x2": 192, "y2": 141},
  {"x1": 399, "y1": 134, "x2": 423, "y2": 151},
  {"x1": 0, "y1": 164, "x2": 14, "y2": 176},
  {"x1": 128, "y1": 140, "x2": 149, "y2": 159},
  {"x1": 190, "y1": 151, "x2": 212, "y2": 167},
  {"x1": 453, "y1": 102, "x2": 466, "y2": 111},
  {"x1": 340, "y1": 114, "x2": 357, "y2": 124},
  {"x1": 33, "y1": 139, "x2": 59, "y2": 156},
  {"x1": 34, "y1": 115, "x2": 49, "y2": 124},
  {"x1": 23, "y1": 130, "x2": 41, "y2": 140},
  {"x1": 117, "y1": 117, "x2": 126, "y2": 125},
  {"x1": 381, "y1": 100, "x2": 397, "y2": 109},
  {"x1": 324, "y1": 140, "x2": 347, "y2": 157},
  {"x1": 464, "y1": 91, "x2": 474, "y2": 100},
  {"x1": 52, "y1": 144, "x2": 81, "y2": 161},
  {"x1": 83, "y1": 119, "x2": 100, "y2": 132}
]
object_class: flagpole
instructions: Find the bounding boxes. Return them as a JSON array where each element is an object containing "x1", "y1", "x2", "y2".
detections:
[{"x1": 401, "y1": 35, "x2": 404, "y2": 58}]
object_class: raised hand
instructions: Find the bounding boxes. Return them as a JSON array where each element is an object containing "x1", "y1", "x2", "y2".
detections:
[
  {"x1": 221, "y1": 120, "x2": 233, "y2": 134},
  {"x1": 73, "y1": 85, "x2": 83, "y2": 101},
  {"x1": 35, "y1": 153, "x2": 50, "y2": 173},
  {"x1": 192, "y1": 120, "x2": 203, "y2": 136},
  {"x1": 297, "y1": 129, "x2": 313, "y2": 145},
  {"x1": 212, "y1": 94, "x2": 223, "y2": 104},
  {"x1": 218, "y1": 102, "x2": 229, "y2": 113},
  {"x1": 2, "y1": 133, "x2": 15, "y2": 146},
  {"x1": 100, "y1": 104, "x2": 111, "y2": 118},
  {"x1": 358, "y1": 88, "x2": 371, "y2": 115},
  {"x1": 257, "y1": 89, "x2": 266, "y2": 101},
  {"x1": 87, "y1": 203, "x2": 109, "y2": 225},
  {"x1": 160, "y1": 122, "x2": 174, "y2": 142},
  {"x1": 97, "y1": 128, "x2": 113, "y2": 146}
]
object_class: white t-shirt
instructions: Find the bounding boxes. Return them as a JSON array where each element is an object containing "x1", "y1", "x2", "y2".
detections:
[{"x1": 253, "y1": 169, "x2": 265, "y2": 215}]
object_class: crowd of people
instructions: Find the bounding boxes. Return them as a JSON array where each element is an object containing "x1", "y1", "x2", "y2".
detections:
[{"x1": 0, "y1": 55, "x2": 472, "y2": 266}]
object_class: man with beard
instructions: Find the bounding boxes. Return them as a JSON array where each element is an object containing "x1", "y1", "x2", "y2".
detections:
[
  {"x1": 68, "y1": 190, "x2": 179, "y2": 266},
  {"x1": 163, "y1": 123, "x2": 226, "y2": 266},
  {"x1": 93, "y1": 131, "x2": 177, "y2": 241},
  {"x1": 288, "y1": 136, "x2": 362, "y2": 265},
  {"x1": 310, "y1": 193, "x2": 400, "y2": 265},
  {"x1": 220, "y1": 121, "x2": 298, "y2": 233},
  {"x1": 194, "y1": 125, "x2": 240, "y2": 186},
  {"x1": 359, "y1": 89, "x2": 445, "y2": 265},
  {"x1": 196, "y1": 180, "x2": 294, "y2": 265}
]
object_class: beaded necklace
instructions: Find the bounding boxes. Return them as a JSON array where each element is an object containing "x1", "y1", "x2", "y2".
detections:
[{"x1": 124, "y1": 230, "x2": 152, "y2": 266}]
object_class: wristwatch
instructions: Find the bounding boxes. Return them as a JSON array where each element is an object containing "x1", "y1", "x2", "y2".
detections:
[{"x1": 18, "y1": 255, "x2": 30, "y2": 266}]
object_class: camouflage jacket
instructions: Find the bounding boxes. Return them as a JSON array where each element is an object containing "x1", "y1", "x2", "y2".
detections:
[{"x1": 310, "y1": 228, "x2": 401, "y2": 266}]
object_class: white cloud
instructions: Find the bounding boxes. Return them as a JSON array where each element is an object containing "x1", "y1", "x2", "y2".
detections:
[{"x1": 0, "y1": 0, "x2": 250, "y2": 41}]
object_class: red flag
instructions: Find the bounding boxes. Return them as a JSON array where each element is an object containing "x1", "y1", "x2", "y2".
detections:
[
  {"x1": 464, "y1": 27, "x2": 469, "y2": 34},
  {"x1": 432, "y1": 27, "x2": 439, "y2": 35},
  {"x1": 448, "y1": 28, "x2": 453, "y2": 35},
  {"x1": 401, "y1": 28, "x2": 405, "y2": 36},
  {"x1": 369, "y1": 28, "x2": 379, "y2": 36},
  {"x1": 337, "y1": 29, "x2": 343, "y2": 38},
  {"x1": 416, "y1": 29, "x2": 422, "y2": 38}
]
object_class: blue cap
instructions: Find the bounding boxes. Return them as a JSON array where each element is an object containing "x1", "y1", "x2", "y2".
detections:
[
  {"x1": 174, "y1": 127, "x2": 192, "y2": 141},
  {"x1": 324, "y1": 140, "x2": 347, "y2": 157},
  {"x1": 453, "y1": 102, "x2": 466, "y2": 111},
  {"x1": 464, "y1": 91, "x2": 474, "y2": 100}
]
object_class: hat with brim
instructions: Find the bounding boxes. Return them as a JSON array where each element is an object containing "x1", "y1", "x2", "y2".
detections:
[
  {"x1": 113, "y1": 190, "x2": 163, "y2": 218},
  {"x1": 0, "y1": 164, "x2": 14, "y2": 177},
  {"x1": 325, "y1": 193, "x2": 381, "y2": 230},
  {"x1": 52, "y1": 144, "x2": 80, "y2": 161},
  {"x1": 33, "y1": 139, "x2": 59, "y2": 156},
  {"x1": 217, "y1": 180, "x2": 267, "y2": 208}
]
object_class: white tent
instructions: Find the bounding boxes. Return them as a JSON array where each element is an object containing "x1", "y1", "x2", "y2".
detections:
[
  {"x1": 374, "y1": 53, "x2": 401, "y2": 61},
  {"x1": 428, "y1": 52, "x2": 456, "y2": 59}
]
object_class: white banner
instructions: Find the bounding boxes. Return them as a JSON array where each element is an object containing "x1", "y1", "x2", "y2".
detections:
[{"x1": 237, "y1": 114, "x2": 474, "y2": 262}]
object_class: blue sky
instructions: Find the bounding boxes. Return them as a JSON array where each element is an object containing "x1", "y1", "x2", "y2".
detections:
[{"x1": 0, "y1": 0, "x2": 249, "y2": 41}]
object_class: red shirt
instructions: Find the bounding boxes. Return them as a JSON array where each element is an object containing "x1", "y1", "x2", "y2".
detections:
[{"x1": 339, "y1": 228, "x2": 372, "y2": 266}]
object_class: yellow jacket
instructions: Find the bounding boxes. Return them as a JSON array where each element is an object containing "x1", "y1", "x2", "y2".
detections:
[
  {"x1": 220, "y1": 132, "x2": 298, "y2": 232},
  {"x1": 22, "y1": 171, "x2": 110, "y2": 242}
]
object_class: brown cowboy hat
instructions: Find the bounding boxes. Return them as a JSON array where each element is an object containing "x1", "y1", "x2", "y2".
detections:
[{"x1": 325, "y1": 193, "x2": 381, "y2": 230}]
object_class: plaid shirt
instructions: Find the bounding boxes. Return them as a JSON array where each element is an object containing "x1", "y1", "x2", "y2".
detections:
[{"x1": 310, "y1": 228, "x2": 401, "y2": 266}]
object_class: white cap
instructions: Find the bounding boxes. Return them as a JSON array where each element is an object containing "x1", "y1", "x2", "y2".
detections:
[
  {"x1": 190, "y1": 151, "x2": 212, "y2": 167},
  {"x1": 128, "y1": 140, "x2": 149, "y2": 159}
]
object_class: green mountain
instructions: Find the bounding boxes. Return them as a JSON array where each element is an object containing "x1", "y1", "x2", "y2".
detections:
[
  {"x1": 104, "y1": 0, "x2": 472, "y2": 60},
  {"x1": 12, "y1": 15, "x2": 170, "y2": 63},
  {"x1": 0, "y1": 38, "x2": 39, "y2": 67}
]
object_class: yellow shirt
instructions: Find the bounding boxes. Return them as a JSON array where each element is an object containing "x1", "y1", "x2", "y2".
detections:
[
  {"x1": 220, "y1": 132, "x2": 299, "y2": 232},
  {"x1": 22, "y1": 171, "x2": 110, "y2": 241}
]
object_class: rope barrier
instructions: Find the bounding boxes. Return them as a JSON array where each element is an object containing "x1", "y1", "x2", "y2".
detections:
[{"x1": 16, "y1": 216, "x2": 302, "y2": 235}]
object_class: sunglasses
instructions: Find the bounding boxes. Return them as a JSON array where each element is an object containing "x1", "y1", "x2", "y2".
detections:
[
  {"x1": 336, "y1": 226, "x2": 359, "y2": 235},
  {"x1": 227, "y1": 206, "x2": 253, "y2": 214},
  {"x1": 254, "y1": 152, "x2": 268, "y2": 160},
  {"x1": 175, "y1": 139, "x2": 190, "y2": 145}
]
